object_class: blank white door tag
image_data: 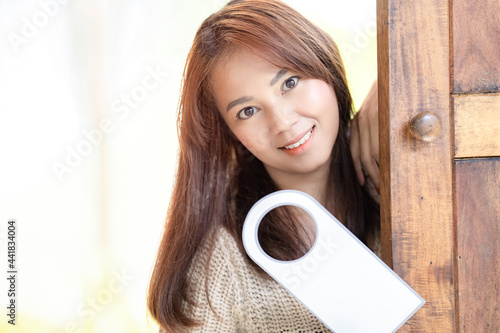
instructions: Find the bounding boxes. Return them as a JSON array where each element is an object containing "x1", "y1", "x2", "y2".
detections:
[{"x1": 242, "y1": 190, "x2": 425, "y2": 333}]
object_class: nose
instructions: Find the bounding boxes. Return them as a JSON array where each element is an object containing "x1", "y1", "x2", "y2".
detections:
[{"x1": 267, "y1": 102, "x2": 298, "y2": 135}]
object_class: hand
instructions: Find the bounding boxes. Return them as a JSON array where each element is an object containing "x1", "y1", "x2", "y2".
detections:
[{"x1": 349, "y1": 79, "x2": 380, "y2": 189}]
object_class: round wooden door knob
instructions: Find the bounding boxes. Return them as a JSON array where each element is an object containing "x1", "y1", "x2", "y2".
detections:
[{"x1": 409, "y1": 111, "x2": 442, "y2": 142}]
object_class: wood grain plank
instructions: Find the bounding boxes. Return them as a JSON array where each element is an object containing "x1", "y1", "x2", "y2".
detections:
[
  {"x1": 377, "y1": 0, "x2": 393, "y2": 267},
  {"x1": 378, "y1": 0, "x2": 455, "y2": 331},
  {"x1": 455, "y1": 158, "x2": 500, "y2": 332},
  {"x1": 454, "y1": 94, "x2": 500, "y2": 158},
  {"x1": 452, "y1": 0, "x2": 500, "y2": 93}
]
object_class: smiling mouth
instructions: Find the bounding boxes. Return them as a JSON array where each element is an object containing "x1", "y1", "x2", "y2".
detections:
[{"x1": 281, "y1": 126, "x2": 314, "y2": 150}]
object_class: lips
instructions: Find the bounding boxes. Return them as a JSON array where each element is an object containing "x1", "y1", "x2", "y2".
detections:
[{"x1": 280, "y1": 126, "x2": 315, "y2": 150}]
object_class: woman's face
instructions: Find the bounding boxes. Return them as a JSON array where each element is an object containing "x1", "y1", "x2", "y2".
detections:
[{"x1": 212, "y1": 50, "x2": 339, "y2": 179}]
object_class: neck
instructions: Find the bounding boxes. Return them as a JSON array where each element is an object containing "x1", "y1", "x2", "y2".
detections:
[{"x1": 265, "y1": 159, "x2": 332, "y2": 207}]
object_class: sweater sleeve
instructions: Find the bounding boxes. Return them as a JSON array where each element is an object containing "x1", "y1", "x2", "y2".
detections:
[
  {"x1": 182, "y1": 229, "x2": 243, "y2": 332},
  {"x1": 166, "y1": 227, "x2": 332, "y2": 332}
]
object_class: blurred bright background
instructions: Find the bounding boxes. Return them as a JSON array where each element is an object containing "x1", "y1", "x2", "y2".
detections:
[{"x1": 0, "y1": 0, "x2": 376, "y2": 332}]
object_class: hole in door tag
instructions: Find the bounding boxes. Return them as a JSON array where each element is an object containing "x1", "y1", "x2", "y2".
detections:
[{"x1": 242, "y1": 190, "x2": 425, "y2": 333}]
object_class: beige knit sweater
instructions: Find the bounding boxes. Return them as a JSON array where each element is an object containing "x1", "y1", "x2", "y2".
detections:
[{"x1": 178, "y1": 226, "x2": 333, "y2": 332}]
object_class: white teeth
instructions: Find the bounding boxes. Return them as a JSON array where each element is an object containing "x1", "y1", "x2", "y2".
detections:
[{"x1": 284, "y1": 128, "x2": 313, "y2": 149}]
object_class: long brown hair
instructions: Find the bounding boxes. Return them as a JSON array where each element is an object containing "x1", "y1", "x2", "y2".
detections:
[{"x1": 148, "y1": 0, "x2": 379, "y2": 331}]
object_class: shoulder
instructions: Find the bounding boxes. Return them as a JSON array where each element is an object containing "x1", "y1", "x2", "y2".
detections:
[
  {"x1": 188, "y1": 227, "x2": 247, "y2": 288},
  {"x1": 182, "y1": 227, "x2": 245, "y2": 330},
  {"x1": 185, "y1": 226, "x2": 331, "y2": 332}
]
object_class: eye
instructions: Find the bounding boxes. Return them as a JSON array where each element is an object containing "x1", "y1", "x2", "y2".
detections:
[
  {"x1": 237, "y1": 106, "x2": 259, "y2": 119},
  {"x1": 282, "y1": 76, "x2": 299, "y2": 93}
]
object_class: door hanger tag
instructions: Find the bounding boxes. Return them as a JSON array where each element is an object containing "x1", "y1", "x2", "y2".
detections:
[{"x1": 242, "y1": 190, "x2": 425, "y2": 333}]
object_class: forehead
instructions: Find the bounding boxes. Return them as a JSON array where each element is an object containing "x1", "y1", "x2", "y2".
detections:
[
  {"x1": 211, "y1": 50, "x2": 282, "y2": 105},
  {"x1": 214, "y1": 50, "x2": 280, "y2": 84}
]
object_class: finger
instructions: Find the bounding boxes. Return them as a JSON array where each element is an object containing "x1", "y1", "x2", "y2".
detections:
[
  {"x1": 368, "y1": 97, "x2": 380, "y2": 165},
  {"x1": 349, "y1": 118, "x2": 365, "y2": 185},
  {"x1": 358, "y1": 113, "x2": 379, "y2": 186},
  {"x1": 366, "y1": 103, "x2": 380, "y2": 185},
  {"x1": 367, "y1": 158, "x2": 380, "y2": 188}
]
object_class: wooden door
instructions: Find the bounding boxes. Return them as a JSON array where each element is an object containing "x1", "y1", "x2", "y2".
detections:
[{"x1": 377, "y1": 0, "x2": 499, "y2": 331}]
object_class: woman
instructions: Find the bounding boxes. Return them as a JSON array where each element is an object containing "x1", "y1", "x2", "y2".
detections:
[{"x1": 148, "y1": 0, "x2": 380, "y2": 331}]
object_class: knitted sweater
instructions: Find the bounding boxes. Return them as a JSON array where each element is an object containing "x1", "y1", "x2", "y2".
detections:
[{"x1": 179, "y1": 226, "x2": 332, "y2": 332}]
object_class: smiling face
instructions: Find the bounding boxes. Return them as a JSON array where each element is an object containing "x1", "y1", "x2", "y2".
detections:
[{"x1": 212, "y1": 50, "x2": 340, "y2": 182}]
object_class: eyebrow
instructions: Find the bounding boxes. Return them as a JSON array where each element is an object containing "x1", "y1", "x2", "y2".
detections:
[
  {"x1": 226, "y1": 96, "x2": 254, "y2": 112},
  {"x1": 270, "y1": 69, "x2": 287, "y2": 86},
  {"x1": 225, "y1": 69, "x2": 288, "y2": 112}
]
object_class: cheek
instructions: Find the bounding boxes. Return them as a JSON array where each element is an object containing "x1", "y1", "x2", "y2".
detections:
[
  {"x1": 315, "y1": 82, "x2": 338, "y2": 110},
  {"x1": 233, "y1": 126, "x2": 272, "y2": 154},
  {"x1": 317, "y1": 83, "x2": 339, "y2": 124},
  {"x1": 295, "y1": 80, "x2": 338, "y2": 116},
  {"x1": 307, "y1": 81, "x2": 340, "y2": 138}
]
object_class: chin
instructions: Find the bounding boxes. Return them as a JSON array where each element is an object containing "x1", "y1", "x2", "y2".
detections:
[{"x1": 290, "y1": 156, "x2": 331, "y2": 174}]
